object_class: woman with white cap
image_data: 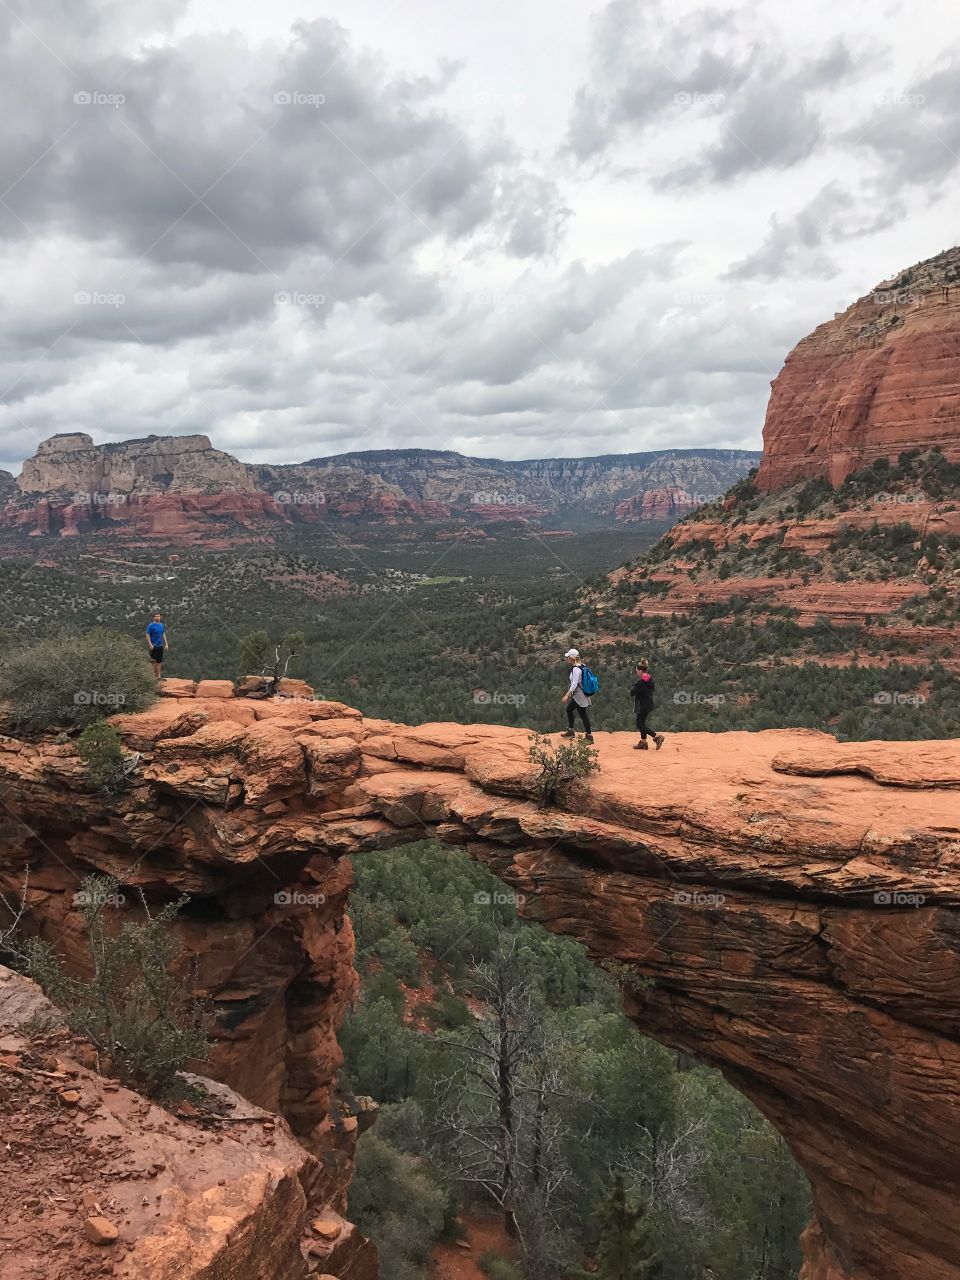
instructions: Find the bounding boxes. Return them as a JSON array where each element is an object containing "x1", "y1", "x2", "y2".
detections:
[{"x1": 561, "y1": 648, "x2": 594, "y2": 743}]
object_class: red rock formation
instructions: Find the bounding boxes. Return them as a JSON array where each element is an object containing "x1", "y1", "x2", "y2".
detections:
[
  {"x1": 618, "y1": 493, "x2": 960, "y2": 630},
  {"x1": 1, "y1": 434, "x2": 757, "y2": 544},
  {"x1": 756, "y1": 246, "x2": 960, "y2": 492},
  {"x1": 0, "y1": 966, "x2": 363, "y2": 1280},
  {"x1": 0, "y1": 486, "x2": 462, "y2": 542},
  {"x1": 615, "y1": 486, "x2": 702, "y2": 523},
  {"x1": 1, "y1": 687, "x2": 959, "y2": 1280}
]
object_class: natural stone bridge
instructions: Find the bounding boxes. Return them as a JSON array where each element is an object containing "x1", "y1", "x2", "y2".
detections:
[{"x1": 1, "y1": 681, "x2": 959, "y2": 1280}]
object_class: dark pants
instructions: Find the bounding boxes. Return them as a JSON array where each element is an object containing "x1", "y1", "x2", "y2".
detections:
[
  {"x1": 635, "y1": 707, "x2": 657, "y2": 739},
  {"x1": 566, "y1": 701, "x2": 591, "y2": 735}
]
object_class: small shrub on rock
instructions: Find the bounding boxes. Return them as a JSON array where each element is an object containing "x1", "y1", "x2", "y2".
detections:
[
  {"x1": 237, "y1": 628, "x2": 306, "y2": 693},
  {"x1": 0, "y1": 630, "x2": 156, "y2": 731},
  {"x1": 76, "y1": 722, "x2": 126, "y2": 790},
  {"x1": 528, "y1": 733, "x2": 600, "y2": 807},
  {"x1": 21, "y1": 874, "x2": 209, "y2": 1098}
]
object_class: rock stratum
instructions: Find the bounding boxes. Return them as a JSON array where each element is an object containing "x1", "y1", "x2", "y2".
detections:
[
  {"x1": 0, "y1": 966, "x2": 361, "y2": 1280},
  {"x1": 1, "y1": 683, "x2": 959, "y2": 1280},
  {"x1": 756, "y1": 245, "x2": 960, "y2": 492},
  {"x1": 0, "y1": 435, "x2": 758, "y2": 544}
]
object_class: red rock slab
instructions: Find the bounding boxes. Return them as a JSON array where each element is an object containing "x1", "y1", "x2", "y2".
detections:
[
  {"x1": 276, "y1": 678, "x2": 316, "y2": 699},
  {"x1": 158, "y1": 677, "x2": 196, "y2": 698},
  {"x1": 194, "y1": 679, "x2": 236, "y2": 699},
  {"x1": 772, "y1": 740, "x2": 960, "y2": 787}
]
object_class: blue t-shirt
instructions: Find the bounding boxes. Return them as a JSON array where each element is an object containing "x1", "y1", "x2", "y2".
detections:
[{"x1": 146, "y1": 621, "x2": 165, "y2": 646}]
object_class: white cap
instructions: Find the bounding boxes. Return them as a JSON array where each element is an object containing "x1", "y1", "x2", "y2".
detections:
[{"x1": 564, "y1": 648, "x2": 579, "y2": 659}]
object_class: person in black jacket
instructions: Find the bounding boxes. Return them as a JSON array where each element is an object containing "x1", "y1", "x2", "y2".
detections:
[{"x1": 630, "y1": 658, "x2": 665, "y2": 750}]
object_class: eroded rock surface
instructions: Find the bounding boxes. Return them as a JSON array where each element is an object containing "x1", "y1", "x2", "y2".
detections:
[
  {"x1": 0, "y1": 686, "x2": 958, "y2": 1280},
  {"x1": 0, "y1": 967, "x2": 359, "y2": 1280},
  {"x1": 756, "y1": 245, "x2": 960, "y2": 491}
]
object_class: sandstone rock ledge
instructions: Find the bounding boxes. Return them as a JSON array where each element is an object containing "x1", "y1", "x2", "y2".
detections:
[
  {"x1": 0, "y1": 683, "x2": 959, "y2": 1280},
  {"x1": 0, "y1": 967, "x2": 348, "y2": 1280}
]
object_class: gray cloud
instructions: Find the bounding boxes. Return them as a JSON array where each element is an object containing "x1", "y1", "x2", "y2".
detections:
[
  {"x1": 0, "y1": 0, "x2": 955, "y2": 477},
  {"x1": 727, "y1": 182, "x2": 906, "y2": 280},
  {"x1": 1, "y1": 18, "x2": 560, "y2": 273},
  {"x1": 566, "y1": 0, "x2": 759, "y2": 163},
  {"x1": 567, "y1": 1, "x2": 867, "y2": 186},
  {"x1": 846, "y1": 54, "x2": 960, "y2": 186}
]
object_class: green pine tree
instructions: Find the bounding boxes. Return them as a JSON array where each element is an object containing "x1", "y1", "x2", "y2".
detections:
[{"x1": 592, "y1": 1175, "x2": 657, "y2": 1280}]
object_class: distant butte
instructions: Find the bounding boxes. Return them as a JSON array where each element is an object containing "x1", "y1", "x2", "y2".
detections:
[{"x1": 756, "y1": 244, "x2": 960, "y2": 491}]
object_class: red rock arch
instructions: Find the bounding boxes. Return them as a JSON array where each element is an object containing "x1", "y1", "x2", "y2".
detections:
[{"x1": 1, "y1": 687, "x2": 959, "y2": 1280}]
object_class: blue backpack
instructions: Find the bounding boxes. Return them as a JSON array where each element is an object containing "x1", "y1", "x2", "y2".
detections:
[{"x1": 579, "y1": 664, "x2": 600, "y2": 696}]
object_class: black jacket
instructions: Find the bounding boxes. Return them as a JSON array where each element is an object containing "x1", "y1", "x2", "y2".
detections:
[{"x1": 630, "y1": 674, "x2": 655, "y2": 711}]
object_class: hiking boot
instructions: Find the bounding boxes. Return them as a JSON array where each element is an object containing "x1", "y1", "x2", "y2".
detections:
[
  {"x1": 633, "y1": 740, "x2": 648, "y2": 750},
  {"x1": 560, "y1": 729, "x2": 575, "y2": 739},
  {"x1": 654, "y1": 734, "x2": 665, "y2": 750},
  {"x1": 584, "y1": 734, "x2": 594, "y2": 744}
]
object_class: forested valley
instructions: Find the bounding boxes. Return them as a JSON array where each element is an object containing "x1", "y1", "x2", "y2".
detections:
[{"x1": 340, "y1": 843, "x2": 810, "y2": 1280}]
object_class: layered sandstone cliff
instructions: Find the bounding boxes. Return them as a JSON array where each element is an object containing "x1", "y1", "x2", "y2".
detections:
[
  {"x1": 615, "y1": 485, "x2": 701, "y2": 523},
  {"x1": 18, "y1": 433, "x2": 254, "y2": 497},
  {"x1": 0, "y1": 436, "x2": 759, "y2": 542},
  {"x1": 756, "y1": 245, "x2": 960, "y2": 492},
  {"x1": 617, "y1": 490, "x2": 960, "y2": 629},
  {"x1": 1, "y1": 684, "x2": 959, "y2": 1280}
]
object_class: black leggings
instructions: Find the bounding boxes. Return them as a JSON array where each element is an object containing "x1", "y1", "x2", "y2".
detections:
[
  {"x1": 566, "y1": 701, "x2": 592, "y2": 735},
  {"x1": 636, "y1": 707, "x2": 657, "y2": 739}
]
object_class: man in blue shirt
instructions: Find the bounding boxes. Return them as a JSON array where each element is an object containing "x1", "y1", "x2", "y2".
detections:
[{"x1": 145, "y1": 613, "x2": 168, "y2": 679}]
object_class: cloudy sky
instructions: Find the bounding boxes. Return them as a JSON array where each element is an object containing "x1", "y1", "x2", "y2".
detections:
[{"x1": 0, "y1": 0, "x2": 957, "y2": 474}]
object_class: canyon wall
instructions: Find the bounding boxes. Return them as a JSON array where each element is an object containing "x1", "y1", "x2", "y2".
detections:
[
  {"x1": 1, "y1": 684, "x2": 959, "y2": 1280},
  {"x1": 17, "y1": 433, "x2": 254, "y2": 496},
  {"x1": 756, "y1": 246, "x2": 960, "y2": 492},
  {"x1": 0, "y1": 435, "x2": 759, "y2": 542},
  {"x1": 614, "y1": 485, "x2": 701, "y2": 523}
]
